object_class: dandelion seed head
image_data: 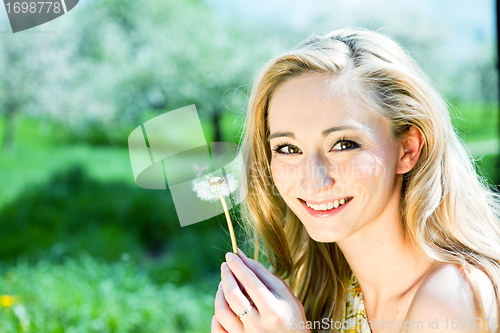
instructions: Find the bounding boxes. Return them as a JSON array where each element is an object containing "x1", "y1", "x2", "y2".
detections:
[{"x1": 192, "y1": 173, "x2": 239, "y2": 202}]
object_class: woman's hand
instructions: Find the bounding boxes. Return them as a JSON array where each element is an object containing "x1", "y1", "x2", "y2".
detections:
[{"x1": 211, "y1": 248, "x2": 310, "y2": 333}]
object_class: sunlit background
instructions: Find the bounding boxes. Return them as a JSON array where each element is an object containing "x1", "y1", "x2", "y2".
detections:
[{"x1": 0, "y1": 0, "x2": 497, "y2": 331}]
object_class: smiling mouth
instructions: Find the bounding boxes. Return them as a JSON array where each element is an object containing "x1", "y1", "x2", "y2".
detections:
[{"x1": 299, "y1": 197, "x2": 353, "y2": 211}]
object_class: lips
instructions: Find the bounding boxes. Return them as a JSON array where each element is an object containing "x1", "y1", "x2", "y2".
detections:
[{"x1": 299, "y1": 196, "x2": 353, "y2": 218}]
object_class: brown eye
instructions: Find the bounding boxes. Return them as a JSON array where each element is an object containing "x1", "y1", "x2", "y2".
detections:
[
  {"x1": 273, "y1": 144, "x2": 302, "y2": 155},
  {"x1": 331, "y1": 140, "x2": 360, "y2": 151},
  {"x1": 340, "y1": 142, "x2": 352, "y2": 150}
]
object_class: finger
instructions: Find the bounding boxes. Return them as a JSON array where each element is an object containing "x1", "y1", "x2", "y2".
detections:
[
  {"x1": 225, "y1": 252, "x2": 278, "y2": 314},
  {"x1": 221, "y1": 262, "x2": 259, "y2": 317},
  {"x1": 211, "y1": 314, "x2": 228, "y2": 333},
  {"x1": 215, "y1": 280, "x2": 244, "y2": 332},
  {"x1": 237, "y1": 248, "x2": 290, "y2": 297}
]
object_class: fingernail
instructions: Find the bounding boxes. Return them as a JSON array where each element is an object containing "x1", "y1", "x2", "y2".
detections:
[
  {"x1": 218, "y1": 281, "x2": 222, "y2": 289},
  {"x1": 221, "y1": 262, "x2": 227, "y2": 269},
  {"x1": 238, "y1": 247, "x2": 247, "y2": 258},
  {"x1": 225, "y1": 252, "x2": 236, "y2": 262}
]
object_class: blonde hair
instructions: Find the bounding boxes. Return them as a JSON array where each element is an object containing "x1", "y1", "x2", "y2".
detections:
[{"x1": 239, "y1": 28, "x2": 500, "y2": 331}]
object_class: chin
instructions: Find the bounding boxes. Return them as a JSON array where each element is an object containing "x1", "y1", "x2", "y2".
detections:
[
  {"x1": 310, "y1": 236, "x2": 336, "y2": 243},
  {"x1": 303, "y1": 226, "x2": 342, "y2": 243}
]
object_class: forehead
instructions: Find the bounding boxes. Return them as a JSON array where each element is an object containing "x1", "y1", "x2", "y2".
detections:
[{"x1": 267, "y1": 73, "x2": 386, "y2": 134}]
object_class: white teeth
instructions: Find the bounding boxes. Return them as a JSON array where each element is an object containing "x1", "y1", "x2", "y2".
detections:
[
  {"x1": 307, "y1": 202, "x2": 321, "y2": 210},
  {"x1": 305, "y1": 198, "x2": 350, "y2": 211}
]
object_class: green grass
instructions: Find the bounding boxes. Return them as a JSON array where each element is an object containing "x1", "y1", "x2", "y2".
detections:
[
  {"x1": 0, "y1": 112, "x2": 245, "y2": 210},
  {"x1": 0, "y1": 254, "x2": 214, "y2": 332},
  {"x1": 0, "y1": 116, "x2": 238, "y2": 332},
  {"x1": 0, "y1": 144, "x2": 134, "y2": 209},
  {"x1": 0, "y1": 116, "x2": 134, "y2": 209}
]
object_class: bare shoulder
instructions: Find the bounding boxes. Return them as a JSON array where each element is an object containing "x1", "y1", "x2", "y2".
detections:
[
  {"x1": 467, "y1": 264, "x2": 499, "y2": 333},
  {"x1": 401, "y1": 263, "x2": 498, "y2": 333}
]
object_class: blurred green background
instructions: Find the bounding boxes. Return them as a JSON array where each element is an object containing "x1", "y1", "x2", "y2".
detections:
[{"x1": 0, "y1": 0, "x2": 498, "y2": 331}]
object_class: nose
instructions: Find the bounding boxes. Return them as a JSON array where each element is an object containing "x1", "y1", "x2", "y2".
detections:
[{"x1": 300, "y1": 154, "x2": 334, "y2": 196}]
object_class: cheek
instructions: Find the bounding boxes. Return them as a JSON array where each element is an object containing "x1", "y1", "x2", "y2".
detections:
[
  {"x1": 270, "y1": 159, "x2": 298, "y2": 195},
  {"x1": 348, "y1": 149, "x2": 397, "y2": 196}
]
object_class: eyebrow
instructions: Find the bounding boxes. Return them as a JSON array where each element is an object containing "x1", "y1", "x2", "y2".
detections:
[
  {"x1": 268, "y1": 125, "x2": 363, "y2": 141},
  {"x1": 267, "y1": 132, "x2": 295, "y2": 141},
  {"x1": 321, "y1": 125, "x2": 364, "y2": 136}
]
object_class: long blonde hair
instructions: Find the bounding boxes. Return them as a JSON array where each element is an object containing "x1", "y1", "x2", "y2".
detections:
[{"x1": 239, "y1": 28, "x2": 500, "y2": 331}]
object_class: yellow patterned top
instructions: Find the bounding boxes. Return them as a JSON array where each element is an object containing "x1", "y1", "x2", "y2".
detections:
[{"x1": 341, "y1": 273, "x2": 372, "y2": 333}]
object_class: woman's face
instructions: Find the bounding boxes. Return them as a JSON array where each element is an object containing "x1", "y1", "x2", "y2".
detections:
[{"x1": 268, "y1": 73, "x2": 402, "y2": 242}]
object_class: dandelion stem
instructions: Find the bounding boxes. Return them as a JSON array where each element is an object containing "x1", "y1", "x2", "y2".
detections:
[{"x1": 219, "y1": 195, "x2": 238, "y2": 254}]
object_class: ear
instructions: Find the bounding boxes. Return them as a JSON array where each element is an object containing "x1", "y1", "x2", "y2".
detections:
[{"x1": 396, "y1": 126, "x2": 424, "y2": 175}]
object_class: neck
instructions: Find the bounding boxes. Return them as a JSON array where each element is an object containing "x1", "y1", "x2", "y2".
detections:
[{"x1": 336, "y1": 179, "x2": 434, "y2": 305}]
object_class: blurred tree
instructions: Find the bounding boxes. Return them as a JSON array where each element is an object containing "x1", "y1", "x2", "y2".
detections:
[
  {"x1": 0, "y1": 37, "x2": 44, "y2": 153},
  {"x1": 33, "y1": 0, "x2": 287, "y2": 145},
  {"x1": 1, "y1": 0, "x2": 497, "y2": 149}
]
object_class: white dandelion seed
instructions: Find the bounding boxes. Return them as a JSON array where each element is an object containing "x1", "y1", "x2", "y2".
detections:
[
  {"x1": 192, "y1": 163, "x2": 211, "y2": 177},
  {"x1": 191, "y1": 168, "x2": 240, "y2": 254}
]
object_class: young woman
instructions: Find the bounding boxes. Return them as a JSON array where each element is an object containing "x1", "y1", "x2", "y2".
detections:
[{"x1": 211, "y1": 28, "x2": 500, "y2": 333}]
